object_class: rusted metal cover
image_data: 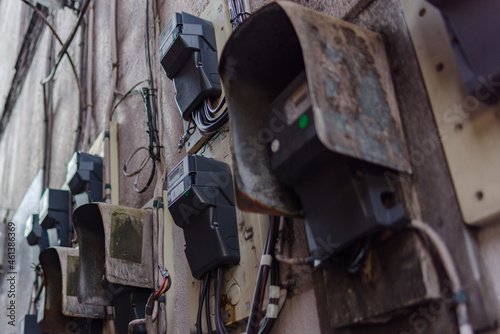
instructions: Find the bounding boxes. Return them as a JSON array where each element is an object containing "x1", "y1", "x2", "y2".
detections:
[
  {"x1": 73, "y1": 203, "x2": 153, "y2": 306},
  {"x1": 39, "y1": 247, "x2": 105, "y2": 333},
  {"x1": 219, "y1": 2, "x2": 411, "y2": 216}
]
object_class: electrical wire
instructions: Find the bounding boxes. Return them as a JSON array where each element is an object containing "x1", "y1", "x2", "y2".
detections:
[
  {"x1": 214, "y1": 267, "x2": 229, "y2": 334},
  {"x1": 246, "y1": 216, "x2": 279, "y2": 334},
  {"x1": 200, "y1": 129, "x2": 221, "y2": 157},
  {"x1": 197, "y1": 274, "x2": 209, "y2": 334},
  {"x1": 19, "y1": 0, "x2": 86, "y2": 152},
  {"x1": 205, "y1": 272, "x2": 213, "y2": 334},
  {"x1": 121, "y1": 87, "x2": 161, "y2": 193},
  {"x1": 227, "y1": 0, "x2": 249, "y2": 29},
  {"x1": 191, "y1": 98, "x2": 229, "y2": 135},
  {"x1": 110, "y1": 80, "x2": 148, "y2": 118},
  {"x1": 121, "y1": 0, "x2": 161, "y2": 194},
  {"x1": 189, "y1": 0, "x2": 250, "y2": 137},
  {"x1": 137, "y1": 265, "x2": 171, "y2": 334},
  {"x1": 275, "y1": 217, "x2": 314, "y2": 267},
  {"x1": 409, "y1": 220, "x2": 473, "y2": 334}
]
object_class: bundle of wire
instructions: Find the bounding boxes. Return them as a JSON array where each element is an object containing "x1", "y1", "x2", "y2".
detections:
[
  {"x1": 245, "y1": 215, "x2": 280, "y2": 334},
  {"x1": 227, "y1": 0, "x2": 249, "y2": 29},
  {"x1": 197, "y1": 216, "x2": 279, "y2": 334},
  {"x1": 191, "y1": 97, "x2": 229, "y2": 135},
  {"x1": 196, "y1": 272, "x2": 213, "y2": 334},
  {"x1": 187, "y1": 0, "x2": 249, "y2": 139}
]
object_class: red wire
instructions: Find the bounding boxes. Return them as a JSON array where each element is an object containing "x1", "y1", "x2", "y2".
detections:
[{"x1": 155, "y1": 277, "x2": 167, "y2": 297}]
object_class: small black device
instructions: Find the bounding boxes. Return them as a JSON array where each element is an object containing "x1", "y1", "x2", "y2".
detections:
[
  {"x1": 267, "y1": 72, "x2": 408, "y2": 262},
  {"x1": 66, "y1": 152, "x2": 103, "y2": 204},
  {"x1": 167, "y1": 155, "x2": 239, "y2": 279},
  {"x1": 39, "y1": 188, "x2": 71, "y2": 247},
  {"x1": 159, "y1": 12, "x2": 221, "y2": 120},
  {"x1": 24, "y1": 214, "x2": 50, "y2": 251}
]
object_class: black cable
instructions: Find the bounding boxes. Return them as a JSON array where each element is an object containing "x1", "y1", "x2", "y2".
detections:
[
  {"x1": 347, "y1": 238, "x2": 371, "y2": 274},
  {"x1": 245, "y1": 216, "x2": 281, "y2": 334},
  {"x1": 110, "y1": 80, "x2": 148, "y2": 117},
  {"x1": 197, "y1": 273, "x2": 212, "y2": 334},
  {"x1": 214, "y1": 267, "x2": 229, "y2": 334},
  {"x1": 145, "y1": 0, "x2": 159, "y2": 149},
  {"x1": 205, "y1": 271, "x2": 212, "y2": 334},
  {"x1": 258, "y1": 216, "x2": 280, "y2": 334}
]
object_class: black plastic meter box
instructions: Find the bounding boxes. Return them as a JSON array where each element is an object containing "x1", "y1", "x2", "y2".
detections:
[
  {"x1": 167, "y1": 155, "x2": 239, "y2": 279},
  {"x1": 159, "y1": 12, "x2": 221, "y2": 120},
  {"x1": 66, "y1": 152, "x2": 103, "y2": 204}
]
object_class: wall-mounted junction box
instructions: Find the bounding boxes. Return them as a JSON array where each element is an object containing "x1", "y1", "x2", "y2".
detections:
[
  {"x1": 39, "y1": 247, "x2": 105, "y2": 333},
  {"x1": 162, "y1": 127, "x2": 274, "y2": 331},
  {"x1": 24, "y1": 214, "x2": 52, "y2": 251},
  {"x1": 66, "y1": 152, "x2": 103, "y2": 205},
  {"x1": 167, "y1": 154, "x2": 239, "y2": 279},
  {"x1": 159, "y1": 12, "x2": 221, "y2": 120},
  {"x1": 402, "y1": 0, "x2": 500, "y2": 226},
  {"x1": 39, "y1": 188, "x2": 71, "y2": 246},
  {"x1": 219, "y1": 2, "x2": 411, "y2": 260},
  {"x1": 73, "y1": 203, "x2": 153, "y2": 306}
]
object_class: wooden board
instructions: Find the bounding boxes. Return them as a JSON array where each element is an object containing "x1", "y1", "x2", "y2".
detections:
[{"x1": 401, "y1": 0, "x2": 500, "y2": 226}]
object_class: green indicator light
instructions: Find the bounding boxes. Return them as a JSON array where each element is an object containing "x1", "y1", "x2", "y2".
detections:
[
  {"x1": 184, "y1": 189, "x2": 189, "y2": 196},
  {"x1": 299, "y1": 115, "x2": 309, "y2": 129}
]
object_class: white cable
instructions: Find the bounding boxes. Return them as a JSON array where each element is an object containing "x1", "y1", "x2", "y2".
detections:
[{"x1": 410, "y1": 220, "x2": 473, "y2": 334}]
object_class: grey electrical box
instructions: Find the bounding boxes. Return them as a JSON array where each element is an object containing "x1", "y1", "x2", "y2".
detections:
[
  {"x1": 159, "y1": 12, "x2": 221, "y2": 120},
  {"x1": 167, "y1": 155, "x2": 239, "y2": 279}
]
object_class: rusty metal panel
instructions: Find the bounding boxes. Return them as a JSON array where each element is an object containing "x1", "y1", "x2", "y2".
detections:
[
  {"x1": 281, "y1": 2, "x2": 411, "y2": 174},
  {"x1": 219, "y1": 2, "x2": 410, "y2": 216},
  {"x1": 73, "y1": 203, "x2": 153, "y2": 306},
  {"x1": 39, "y1": 247, "x2": 105, "y2": 332}
]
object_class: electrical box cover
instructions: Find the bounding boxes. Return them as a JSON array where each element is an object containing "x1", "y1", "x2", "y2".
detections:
[
  {"x1": 66, "y1": 152, "x2": 103, "y2": 203},
  {"x1": 39, "y1": 188, "x2": 70, "y2": 247},
  {"x1": 24, "y1": 214, "x2": 50, "y2": 250},
  {"x1": 167, "y1": 155, "x2": 239, "y2": 279},
  {"x1": 159, "y1": 12, "x2": 221, "y2": 120}
]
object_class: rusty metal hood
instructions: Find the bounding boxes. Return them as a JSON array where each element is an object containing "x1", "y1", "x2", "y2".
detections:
[{"x1": 219, "y1": 1, "x2": 411, "y2": 216}]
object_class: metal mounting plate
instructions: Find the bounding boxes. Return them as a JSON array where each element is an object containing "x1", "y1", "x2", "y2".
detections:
[{"x1": 402, "y1": 0, "x2": 500, "y2": 226}]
